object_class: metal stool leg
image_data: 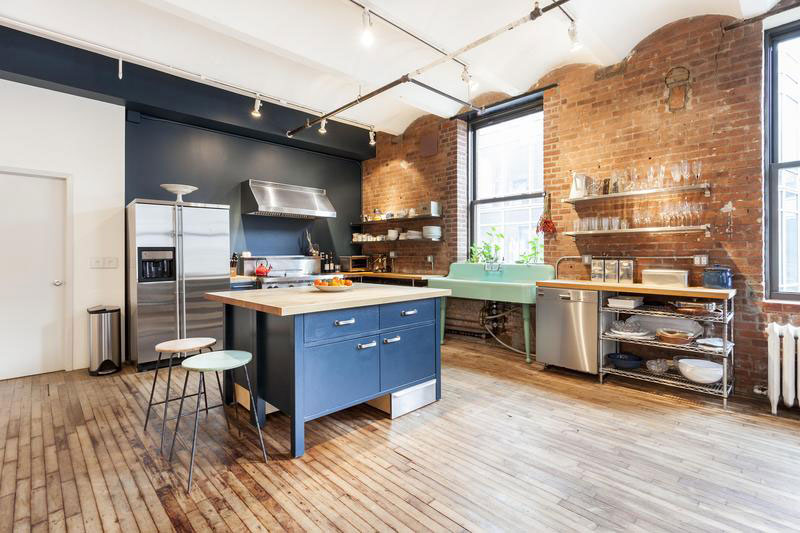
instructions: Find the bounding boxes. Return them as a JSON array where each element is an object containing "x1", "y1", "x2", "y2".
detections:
[
  {"x1": 215, "y1": 371, "x2": 231, "y2": 431},
  {"x1": 168, "y1": 372, "x2": 190, "y2": 462},
  {"x1": 187, "y1": 371, "x2": 205, "y2": 491},
  {"x1": 243, "y1": 365, "x2": 268, "y2": 463},
  {"x1": 144, "y1": 351, "x2": 163, "y2": 431},
  {"x1": 158, "y1": 352, "x2": 175, "y2": 453}
]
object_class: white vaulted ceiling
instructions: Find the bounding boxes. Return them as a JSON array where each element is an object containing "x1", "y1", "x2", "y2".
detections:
[{"x1": 0, "y1": 0, "x2": 779, "y2": 135}]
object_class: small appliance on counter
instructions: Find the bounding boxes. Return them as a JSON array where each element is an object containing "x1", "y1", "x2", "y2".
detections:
[
  {"x1": 341, "y1": 255, "x2": 369, "y2": 272},
  {"x1": 641, "y1": 269, "x2": 689, "y2": 287},
  {"x1": 590, "y1": 258, "x2": 634, "y2": 283},
  {"x1": 703, "y1": 264, "x2": 733, "y2": 289},
  {"x1": 371, "y1": 254, "x2": 388, "y2": 273}
]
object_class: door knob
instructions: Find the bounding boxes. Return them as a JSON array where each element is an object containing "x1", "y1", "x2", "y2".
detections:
[{"x1": 52, "y1": 280, "x2": 63, "y2": 287}]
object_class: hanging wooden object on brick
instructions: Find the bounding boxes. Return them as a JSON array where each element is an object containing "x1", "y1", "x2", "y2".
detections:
[{"x1": 537, "y1": 192, "x2": 556, "y2": 234}]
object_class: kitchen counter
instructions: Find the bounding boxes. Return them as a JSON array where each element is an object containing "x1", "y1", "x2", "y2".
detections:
[
  {"x1": 208, "y1": 283, "x2": 450, "y2": 456},
  {"x1": 342, "y1": 271, "x2": 441, "y2": 280},
  {"x1": 536, "y1": 279, "x2": 736, "y2": 300},
  {"x1": 207, "y1": 283, "x2": 449, "y2": 316}
]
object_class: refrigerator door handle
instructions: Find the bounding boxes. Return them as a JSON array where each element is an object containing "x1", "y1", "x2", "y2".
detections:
[
  {"x1": 174, "y1": 205, "x2": 181, "y2": 339},
  {"x1": 179, "y1": 205, "x2": 187, "y2": 339}
]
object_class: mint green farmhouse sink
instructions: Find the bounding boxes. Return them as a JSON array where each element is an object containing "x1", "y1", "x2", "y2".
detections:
[{"x1": 427, "y1": 262, "x2": 556, "y2": 363}]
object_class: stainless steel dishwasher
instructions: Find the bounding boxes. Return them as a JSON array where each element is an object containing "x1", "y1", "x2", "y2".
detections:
[{"x1": 535, "y1": 287, "x2": 598, "y2": 374}]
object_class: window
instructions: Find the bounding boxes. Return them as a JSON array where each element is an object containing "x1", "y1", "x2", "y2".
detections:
[
  {"x1": 470, "y1": 108, "x2": 544, "y2": 264},
  {"x1": 768, "y1": 23, "x2": 800, "y2": 299}
]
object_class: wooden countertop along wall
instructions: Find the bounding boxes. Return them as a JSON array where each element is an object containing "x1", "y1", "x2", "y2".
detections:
[
  {"x1": 536, "y1": 279, "x2": 736, "y2": 300},
  {"x1": 207, "y1": 283, "x2": 450, "y2": 316}
]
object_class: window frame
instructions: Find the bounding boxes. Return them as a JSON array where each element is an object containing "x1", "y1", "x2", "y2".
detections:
[
  {"x1": 468, "y1": 100, "x2": 545, "y2": 262},
  {"x1": 766, "y1": 20, "x2": 800, "y2": 300}
]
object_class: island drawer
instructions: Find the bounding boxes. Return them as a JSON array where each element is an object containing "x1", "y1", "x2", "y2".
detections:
[
  {"x1": 304, "y1": 305, "x2": 379, "y2": 343},
  {"x1": 380, "y1": 299, "x2": 435, "y2": 329},
  {"x1": 380, "y1": 323, "x2": 436, "y2": 391},
  {"x1": 303, "y1": 334, "x2": 380, "y2": 418}
]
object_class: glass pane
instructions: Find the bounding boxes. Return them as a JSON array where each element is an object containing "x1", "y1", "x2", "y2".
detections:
[
  {"x1": 474, "y1": 112, "x2": 544, "y2": 199},
  {"x1": 779, "y1": 166, "x2": 800, "y2": 292},
  {"x1": 474, "y1": 198, "x2": 544, "y2": 263},
  {"x1": 777, "y1": 36, "x2": 800, "y2": 163}
]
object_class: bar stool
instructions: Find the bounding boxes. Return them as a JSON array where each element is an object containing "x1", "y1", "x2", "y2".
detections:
[
  {"x1": 144, "y1": 337, "x2": 216, "y2": 453},
  {"x1": 169, "y1": 350, "x2": 267, "y2": 490}
]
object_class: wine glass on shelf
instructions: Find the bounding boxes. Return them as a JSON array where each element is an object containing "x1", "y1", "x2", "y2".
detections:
[
  {"x1": 693, "y1": 160, "x2": 703, "y2": 184},
  {"x1": 680, "y1": 160, "x2": 690, "y2": 185},
  {"x1": 670, "y1": 164, "x2": 681, "y2": 186},
  {"x1": 647, "y1": 166, "x2": 655, "y2": 189},
  {"x1": 658, "y1": 164, "x2": 666, "y2": 188}
]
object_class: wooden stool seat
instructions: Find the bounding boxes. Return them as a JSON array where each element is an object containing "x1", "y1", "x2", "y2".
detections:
[{"x1": 154, "y1": 337, "x2": 216, "y2": 354}]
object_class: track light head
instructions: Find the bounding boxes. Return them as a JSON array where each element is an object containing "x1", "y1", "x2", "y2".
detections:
[
  {"x1": 361, "y1": 8, "x2": 374, "y2": 47},
  {"x1": 369, "y1": 128, "x2": 376, "y2": 146},
  {"x1": 568, "y1": 20, "x2": 583, "y2": 52},
  {"x1": 251, "y1": 96, "x2": 262, "y2": 118},
  {"x1": 319, "y1": 118, "x2": 327, "y2": 134}
]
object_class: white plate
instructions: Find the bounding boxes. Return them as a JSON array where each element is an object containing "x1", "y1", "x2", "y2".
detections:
[
  {"x1": 610, "y1": 329, "x2": 652, "y2": 337},
  {"x1": 313, "y1": 285, "x2": 353, "y2": 292},
  {"x1": 696, "y1": 337, "x2": 725, "y2": 347}
]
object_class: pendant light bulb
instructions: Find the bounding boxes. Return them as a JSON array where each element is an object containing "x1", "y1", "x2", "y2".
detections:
[
  {"x1": 319, "y1": 118, "x2": 327, "y2": 135},
  {"x1": 369, "y1": 128, "x2": 376, "y2": 146},
  {"x1": 251, "y1": 96, "x2": 263, "y2": 118},
  {"x1": 361, "y1": 8, "x2": 374, "y2": 47},
  {"x1": 568, "y1": 20, "x2": 583, "y2": 52}
]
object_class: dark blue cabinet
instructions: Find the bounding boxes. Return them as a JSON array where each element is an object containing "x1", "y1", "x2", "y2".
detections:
[
  {"x1": 303, "y1": 305, "x2": 379, "y2": 343},
  {"x1": 379, "y1": 323, "x2": 435, "y2": 391},
  {"x1": 303, "y1": 334, "x2": 380, "y2": 417},
  {"x1": 380, "y1": 299, "x2": 435, "y2": 329}
]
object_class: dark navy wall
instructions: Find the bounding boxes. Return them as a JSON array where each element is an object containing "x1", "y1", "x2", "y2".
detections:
[{"x1": 126, "y1": 114, "x2": 360, "y2": 257}]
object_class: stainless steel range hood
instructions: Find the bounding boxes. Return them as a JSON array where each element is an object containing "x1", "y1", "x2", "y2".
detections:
[{"x1": 241, "y1": 179, "x2": 336, "y2": 219}]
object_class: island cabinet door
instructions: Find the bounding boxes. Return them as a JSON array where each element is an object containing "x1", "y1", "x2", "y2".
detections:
[
  {"x1": 303, "y1": 335, "x2": 380, "y2": 418},
  {"x1": 380, "y1": 323, "x2": 436, "y2": 391}
]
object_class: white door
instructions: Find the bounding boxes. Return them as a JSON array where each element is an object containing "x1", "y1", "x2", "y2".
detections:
[{"x1": 0, "y1": 169, "x2": 66, "y2": 379}]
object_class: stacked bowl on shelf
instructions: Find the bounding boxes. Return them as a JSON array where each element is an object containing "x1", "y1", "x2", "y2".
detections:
[{"x1": 422, "y1": 225, "x2": 442, "y2": 241}]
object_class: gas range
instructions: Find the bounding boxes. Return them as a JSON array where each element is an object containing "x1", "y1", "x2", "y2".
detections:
[{"x1": 257, "y1": 273, "x2": 340, "y2": 289}]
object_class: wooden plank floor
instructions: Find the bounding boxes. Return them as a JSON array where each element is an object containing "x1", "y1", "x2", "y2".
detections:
[{"x1": 2, "y1": 338, "x2": 800, "y2": 532}]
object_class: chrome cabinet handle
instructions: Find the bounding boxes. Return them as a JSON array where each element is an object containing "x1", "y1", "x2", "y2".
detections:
[
  {"x1": 334, "y1": 318, "x2": 356, "y2": 326},
  {"x1": 357, "y1": 341, "x2": 377, "y2": 350},
  {"x1": 401, "y1": 309, "x2": 418, "y2": 316},
  {"x1": 383, "y1": 336, "x2": 401, "y2": 344},
  {"x1": 52, "y1": 280, "x2": 63, "y2": 287}
]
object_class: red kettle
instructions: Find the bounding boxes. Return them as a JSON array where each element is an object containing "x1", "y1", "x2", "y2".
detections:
[{"x1": 255, "y1": 261, "x2": 270, "y2": 277}]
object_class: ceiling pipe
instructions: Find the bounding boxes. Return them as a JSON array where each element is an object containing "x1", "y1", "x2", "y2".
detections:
[
  {"x1": 724, "y1": 0, "x2": 800, "y2": 30},
  {"x1": 286, "y1": 0, "x2": 572, "y2": 138},
  {"x1": 346, "y1": 0, "x2": 467, "y2": 68}
]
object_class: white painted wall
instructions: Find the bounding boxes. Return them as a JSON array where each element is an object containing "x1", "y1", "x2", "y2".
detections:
[{"x1": 0, "y1": 78, "x2": 125, "y2": 371}]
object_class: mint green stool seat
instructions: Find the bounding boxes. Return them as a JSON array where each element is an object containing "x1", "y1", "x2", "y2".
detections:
[
  {"x1": 169, "y1": 350, "x2": 267, "y2": 491},
  {"x1": 428, "y1": 263, "x2": 556, "y2": 363},
  {"x1": 182, "y1": 350, "x2": 252, "y2": 372}
]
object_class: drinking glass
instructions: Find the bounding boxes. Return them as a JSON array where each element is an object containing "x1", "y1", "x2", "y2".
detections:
[
  {"x1": 670, "y1": 164, "x2": 681, "y2": 185},
  {"x1": 601, "y1": 217, "x2": 610, "y2": 231},
  {"x1": 647, "y1": 166, "x2": 655, "y2": 189},
  {"x1": 658, "y1": 164, "x2": 666, "y2": 188},
  {"x1": 620, "y1": 219, "x2": 629, "y2": 230},
  {"x1": 611, "y1": 216, "x2": 620, "y2": 230},
  {"x1": 693, "y1": 160, "x2": 703, "y2": 183},
  {"x1": 680, "y1": 160, "x2": 690, "y2": 185}
]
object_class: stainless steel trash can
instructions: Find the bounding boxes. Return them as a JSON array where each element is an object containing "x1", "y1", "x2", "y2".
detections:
[{"x1": 88, "y1": 305, "x2": 121, "y2": 375}]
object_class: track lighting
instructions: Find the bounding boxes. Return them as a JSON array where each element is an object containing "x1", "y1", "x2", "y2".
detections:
[
  {"x1": 361, "y1": 8, "x2": 374, "y2": 47},
  {"x1": 319, "y1": 118, "x2": 327, "y2": 134},
  {"x1": 251, "y1": 96, "x2": 262, "y2": 118},
  {"x1": 568, "y1": 20, "x2": 583, "y2": 52},
  {"x1": 369, "y1": 128, "x2": 376, "y2": 146},
  {"x1": 461, "y1": 66, "x2": 479, "y2": 92}
]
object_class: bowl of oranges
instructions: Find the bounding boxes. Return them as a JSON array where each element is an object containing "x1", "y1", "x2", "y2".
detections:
[{"x1": 313, "y1": 277, "x2": 353, "y2": 292}]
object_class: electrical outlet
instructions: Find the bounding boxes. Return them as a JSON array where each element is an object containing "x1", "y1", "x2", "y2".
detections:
[
  {"x1": 426, "y1": 255, "x2": 434, "y2": 263},
  {"x1": 693, "y1": 254, "x2": 709, "y2": 266},
  {"x1": 89, "y1": 257, "x2": 103, "y2": 269},
  {"x1": 389, "y1": 251, "x2": 396, "y2": 258},
  {"x1": 103, "y1": 256, "x2": 119, "y2": 269}
]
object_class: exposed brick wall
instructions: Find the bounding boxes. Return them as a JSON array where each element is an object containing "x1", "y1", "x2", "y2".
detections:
[
  {"x1": 361, "y1": 115, "x2": 468, "y2": 274},
  {"x1": 363, "y1": 14, "x2": 790, "y2": 395}
]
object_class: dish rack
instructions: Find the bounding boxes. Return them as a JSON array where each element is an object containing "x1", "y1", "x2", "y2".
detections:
[{"x1": 599, "y1": 294, "x2": 735, "y2": 407}]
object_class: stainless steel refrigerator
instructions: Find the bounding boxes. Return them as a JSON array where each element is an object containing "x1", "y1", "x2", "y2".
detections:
[{"x1": 126, "y1": 199, "x2": 230, "y2": 369}]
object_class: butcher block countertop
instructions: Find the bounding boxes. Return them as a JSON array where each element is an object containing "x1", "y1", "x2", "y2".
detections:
[
  {"x1": 206, "y1": 283, "x2": 451, "y2": 316},
  {"x1": 341, "y1": 272, "x2": 442, "y2": 281},
  {"x1": 536, "y1": 279, "x2": 736, "y2": 300}
]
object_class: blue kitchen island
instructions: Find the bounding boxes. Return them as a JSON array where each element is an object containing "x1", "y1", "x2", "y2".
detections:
[{"x1": 206, "y1": 283, "x2": 450, "y2": 457}]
